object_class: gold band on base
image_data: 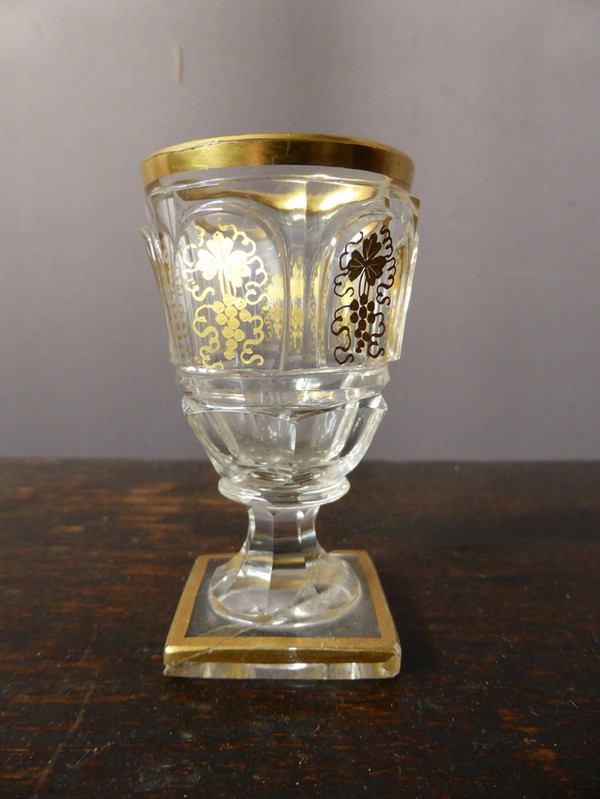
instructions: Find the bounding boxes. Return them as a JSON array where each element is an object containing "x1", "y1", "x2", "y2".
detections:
[
  {"x1": 164, "y1": 551, "x2": 401, "y2": 680},
  {"x1": 142, "y1": 133, "x2": 415, "y2": 191}
]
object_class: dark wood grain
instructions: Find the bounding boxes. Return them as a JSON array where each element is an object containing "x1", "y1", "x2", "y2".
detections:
[{"x1": 0, "y1": 459, "x2": 598, "y2": 798}]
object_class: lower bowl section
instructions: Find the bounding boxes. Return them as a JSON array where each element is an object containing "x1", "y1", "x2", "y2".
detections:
[{"x1": 181, "y1": 367, "x2": 389, "y2": 509}]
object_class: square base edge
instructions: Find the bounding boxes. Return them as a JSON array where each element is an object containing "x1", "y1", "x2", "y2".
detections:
[{"x1": 163, "y1": 550, "x2": 401, "y2": 680}]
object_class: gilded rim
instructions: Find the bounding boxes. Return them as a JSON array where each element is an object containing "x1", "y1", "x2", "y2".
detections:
[{"x1": 141, "y1": 133, "x2": 415, "y2": 191}]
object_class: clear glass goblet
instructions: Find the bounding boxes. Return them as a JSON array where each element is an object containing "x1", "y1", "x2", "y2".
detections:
[{"x1": 141, "y1": 134, "x2": 419, "y2": 678}]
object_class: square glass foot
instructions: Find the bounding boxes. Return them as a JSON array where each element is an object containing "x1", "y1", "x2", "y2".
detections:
[{"x1": 164, "y1": 551, "x2": 401, "y2": 679}]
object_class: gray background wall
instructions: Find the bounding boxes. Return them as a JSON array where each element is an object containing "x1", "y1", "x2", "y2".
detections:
[{"x1": 1, "y1": 0, "x2": 599, "y2": 461}]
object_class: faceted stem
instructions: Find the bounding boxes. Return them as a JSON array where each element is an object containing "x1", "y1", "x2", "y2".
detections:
[{"x1": 209, "y1": 502, "x2": 360, "y2": 626}]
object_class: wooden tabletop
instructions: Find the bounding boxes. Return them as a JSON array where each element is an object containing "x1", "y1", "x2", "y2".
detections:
[{"x1": 1, "y1": 459, "x2": 598, "y2": 797}]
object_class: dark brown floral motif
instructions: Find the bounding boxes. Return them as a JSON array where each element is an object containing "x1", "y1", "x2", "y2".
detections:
[
  {"x1": 331, "y1": 226, "x2": 396, "y2": 364},
  {"x1": 346, "y1": 233, "x2": 387, "y2": 287}
]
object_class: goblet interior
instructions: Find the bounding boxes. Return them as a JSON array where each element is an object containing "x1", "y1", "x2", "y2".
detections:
[{"x1": 141, "y1": 135, "x2": 419, "y2": 677}]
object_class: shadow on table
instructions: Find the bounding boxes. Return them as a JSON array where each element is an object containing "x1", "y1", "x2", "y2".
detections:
[{"x1": 379, "y1": 572, "x2": 438, "y2": 673}]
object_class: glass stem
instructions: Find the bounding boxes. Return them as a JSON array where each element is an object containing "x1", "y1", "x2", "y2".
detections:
[
  {"x1": 209, "y1": 501, "x2": 360, "y2": 625},
  {"x1": 244, "y1": 503, "x2": 323, "y2": 585}
]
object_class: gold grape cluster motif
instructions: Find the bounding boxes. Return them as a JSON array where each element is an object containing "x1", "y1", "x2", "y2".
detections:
[{"x1": 179, "y1": 221, "x2": 268, "y2": 369}]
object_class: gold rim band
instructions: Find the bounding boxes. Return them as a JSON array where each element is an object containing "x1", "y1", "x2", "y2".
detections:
[{"x1": 141, "y1": 133, "x2": 415, "y2": 191}]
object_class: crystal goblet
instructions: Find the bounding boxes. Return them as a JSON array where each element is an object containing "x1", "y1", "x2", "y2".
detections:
[{"x1": 141, "y1": 134, "x2": 419, "y2": 678}]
